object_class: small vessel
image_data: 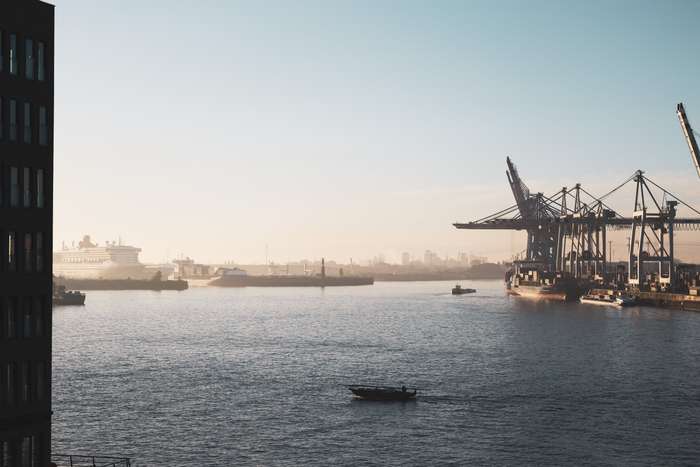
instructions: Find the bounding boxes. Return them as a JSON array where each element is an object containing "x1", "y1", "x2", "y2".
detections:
[
  {"x1": 580, "y1": 292, "x2": 636, "y2": 307},
  {"x1": 452, "y1": 285, "x2": 476, "y2": 295},
  {"x1": 53, "y1": 285, "x2": 86, "y2": 307},
  {"x1": 347, "y1": 384, "x2": 417, "y2": 401},
  {"x1": 614, "y1": 295, "x2": 636, "y2": 307}
]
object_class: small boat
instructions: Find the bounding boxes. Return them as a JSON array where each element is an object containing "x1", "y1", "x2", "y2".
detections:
[
  {"x1": 53, "y1": 285, "x2": 86, "y2": 307},
  {"x1": 347, "y1": 384, "x2": 417, "y2": 401},
  {"x1": 452, "y1": 285, "x2": 476, "y2": 295},
  {"x1": 580, "y1": 293, "x2": 635, "y2": 307},
  {"x1": 614, "y1": 295, "x2": 636, "y2": 307}
]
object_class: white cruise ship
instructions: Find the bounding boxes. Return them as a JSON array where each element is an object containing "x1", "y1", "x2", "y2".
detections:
[{"x1": 53, "y1": 235, "x2": 150, "y2": 279}]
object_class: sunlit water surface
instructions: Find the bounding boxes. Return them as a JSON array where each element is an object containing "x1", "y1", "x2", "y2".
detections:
[{"x1": 52, "y1": 281, "x2": 700, "y2": 466}]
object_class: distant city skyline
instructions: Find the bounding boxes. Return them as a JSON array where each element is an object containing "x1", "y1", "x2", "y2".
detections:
[{"x1": 51, "y1": 0, "x2": 700, "y2": 263}]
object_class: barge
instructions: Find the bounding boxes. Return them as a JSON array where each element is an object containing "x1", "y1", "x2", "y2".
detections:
[{"x1": 210, "y1": 259, "x2": 373, "y2": 287}]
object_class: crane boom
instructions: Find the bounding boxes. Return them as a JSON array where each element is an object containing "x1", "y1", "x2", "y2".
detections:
[
  {"x1": 506, "y1": 156, "x2": 532, "y2": 219},
  {"x1": 677, "y1": 102, "x2": 700, "y2": 179}
]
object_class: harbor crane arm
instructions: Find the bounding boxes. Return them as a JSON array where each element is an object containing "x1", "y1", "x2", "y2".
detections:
[
  {"x1": 506, "y1": 157, "x2": 532, "y2": 219},
  {"x1": 677, "y1": 102, "x2": 700, "y2": 179}
]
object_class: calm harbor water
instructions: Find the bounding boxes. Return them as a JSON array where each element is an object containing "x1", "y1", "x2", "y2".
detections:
[{"x1": 52, "y1": 281, "x2": 700, "y2": 466}]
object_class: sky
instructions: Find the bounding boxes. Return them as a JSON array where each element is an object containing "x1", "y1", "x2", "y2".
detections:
[{"x1": 51, "y1": 0, "x2": 700, "y2": 264}]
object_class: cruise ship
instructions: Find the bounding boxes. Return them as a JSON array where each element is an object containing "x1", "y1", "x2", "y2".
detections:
[{"x1": 53, "y1": 235, "x2": 150, "y2": 279}]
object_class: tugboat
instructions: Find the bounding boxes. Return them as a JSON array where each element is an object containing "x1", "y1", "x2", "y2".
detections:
[
  {"x1": 53, "y1": 284, "x2": 86, "y2": 307},
  {"x1": 347, "y1": 384, "x2": 417, "y2": 401},
  {"x1": 452, "y1": 285, "x2": 476, "y2": 295}
]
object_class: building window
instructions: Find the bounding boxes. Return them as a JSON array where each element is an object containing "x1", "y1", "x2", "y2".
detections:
[
  {"x1": 36, "y1": 169, "x2": 45, "y2": 208},
  {"x1": 39, "y1": 107, "x2": 48, "y2": 145},
  {"x1": 10, "y1": 167, "x2": 19, "y2": 207},
  {"x1": 1, "y1": 440, "x2": 12, "y2": 467},
  {"x1": 24, "y1": 233, "x2": 32, "y2": 273},
  {"x1": 23, "y1": 102, "x2": 31, "y2": 144},
  {"x1": 35, "y1": 362, "x2": 45, "y2": 402},
  {"x1": 6, "y1": 299, "x2": 16, "y2": 339},
  {"x1": 37, "y1": 42, "x2": 46, "y2": 81},
  {"x1": 9, "y1": 34, "x2": 17, "y2": 75},
  {"x1": 5, "y1": 362, "x2": 16, "y2": 405},
  {"x1": 21, "y1": 299, "x2": 32, "y2": 339},
  {"x1": 20, "y1": 436, "x2": 33, "y2": 467},
  {"x1": 8, "y1": 232, "x2": 16, "y2": 271},
  {"x1": 21, "y1": 437, "x2": 31, "y2": 467},
  {"x1": 20, "y1": 362, "x2": 31, "y2": 402},
  {"x1": 25, "y1": 38, "x2": 34, "y2": 80},
  {"x1": 36, "y1": 233, "x2": 44, "y2": 272},
  {"x1": 9, "y1": 99, "x2": 17, "y2": 141},
  {"x1": 33, "y1": 297, "x2": 44, "y2": 337},
  {"x1": 23, "y1": 168, "x2": 32, "y2": 207}
]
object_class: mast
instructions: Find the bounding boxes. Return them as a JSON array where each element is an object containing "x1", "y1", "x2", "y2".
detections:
[{"x1": 677, "y1": 103, "x2": 700, "y2": 178}]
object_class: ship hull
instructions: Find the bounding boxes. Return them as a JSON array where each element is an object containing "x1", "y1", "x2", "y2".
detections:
[
  {"x1": 579, "y1": 298, "x2": 620, "y2": 307},
  {"x1": 209, "y1": 275, "x2": 374, "y2": 287},
  {"x1": 52, "y1": 293, "x2": 86, "y2": 307},
  {"x1": 55, "y1": 278, "x2": 188, "y2": 291},
  {"x1": 507, "y1": 280, "x2": 588, "y2": 302},
  {"x1": 507, "y1": 284, "x2": 569, "y2": 301}
]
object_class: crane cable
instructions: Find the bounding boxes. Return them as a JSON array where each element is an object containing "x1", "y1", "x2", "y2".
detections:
[{"x1": 643, "y1": 175, "x2": 700, "y2": 216}]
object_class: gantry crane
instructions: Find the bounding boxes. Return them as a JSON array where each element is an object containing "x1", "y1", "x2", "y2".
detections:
[{"x1": 455, "y1": 158, "x2": 700, "y2": 289}]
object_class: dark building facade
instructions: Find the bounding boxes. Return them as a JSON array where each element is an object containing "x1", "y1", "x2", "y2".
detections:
[{"x1": 0, "y1": 1, "x2": 54, "y2": 466}]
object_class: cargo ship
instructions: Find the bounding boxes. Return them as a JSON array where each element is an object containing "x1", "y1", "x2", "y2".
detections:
[
  {"x1": 210, "y1": 259, "x2": 373, "y2": 287},
  {"x1": 506, "y1": 261, "x2": 585, "y2": 301}
]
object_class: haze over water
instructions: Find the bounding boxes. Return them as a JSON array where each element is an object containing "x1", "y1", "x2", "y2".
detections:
[{"x1": 52, "y1": 282, "x2": 700, "y2": 466}]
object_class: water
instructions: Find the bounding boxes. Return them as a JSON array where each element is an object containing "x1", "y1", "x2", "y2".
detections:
[{"x1": 52, "y1": 281, "x2": 700, "y2": 466}]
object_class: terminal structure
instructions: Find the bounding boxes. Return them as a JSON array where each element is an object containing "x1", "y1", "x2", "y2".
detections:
[{"x1": 455, "y1": 104, "x2": 700, "y2": 302}]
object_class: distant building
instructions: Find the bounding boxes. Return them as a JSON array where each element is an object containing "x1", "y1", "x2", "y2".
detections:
[
  {"x1": 0, "y1": 1, "x2": 54, "y2": 464},
  {"x1": 173, "y1": 257, "x2": 212, "y2": 279},
  {"x1": 144, "y1": 263, "x2": 175, "y2": 281},
  {"x1": 371, "y1": 254, "x2": 386, "y2": 266},
  {"x1": 424, "y1": 250, "x2": 440, "y2": 266},
  {"x1": 401, "y1": 252, "x2": 410, "y2": 266},
  {"x1": 469, "y1": 254, "x2": 488, "y2": 266}
]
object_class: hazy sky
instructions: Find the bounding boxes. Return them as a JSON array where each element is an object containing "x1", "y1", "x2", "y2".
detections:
[{"x1": 52, "y1": 0, "x2": 700, "y2": 264}]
